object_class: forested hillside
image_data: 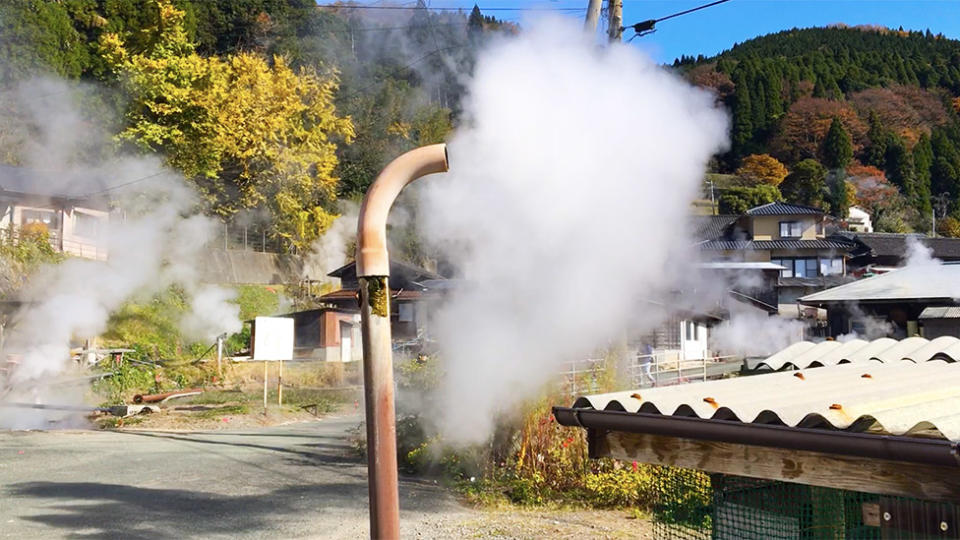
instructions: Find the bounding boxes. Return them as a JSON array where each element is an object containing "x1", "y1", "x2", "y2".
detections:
[
  {"x1": 5, "y1": 4, "x2": 960, "y2": 238},
  {"x1": 0, "y1": 0, "x2": 510, "y2": 252},
  {"x1": 682, "y1": 26, "x2": 960, "y2": 233}
]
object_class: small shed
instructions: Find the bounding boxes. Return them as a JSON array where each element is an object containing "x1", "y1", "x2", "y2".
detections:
[
  {"x1": 555, "y1": 338, "x2": 960, "y2": 538},
  {"x1": 920, "y1": 307, "x2": 960, "y2": 339},
  {"x1": 801, "y1": 263, "x2": 960, "y2": 338}
]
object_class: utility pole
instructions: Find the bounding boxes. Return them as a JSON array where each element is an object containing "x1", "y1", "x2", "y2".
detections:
[
  {"x1": 607, "y1": 0, "x2": 623, "y2": 42},
  {"x1": 709, "y1": 180, "x2": 716, "y2": 215},
  {"x1": 584, "y1": 0, "x2": 603, "y2": 32}
]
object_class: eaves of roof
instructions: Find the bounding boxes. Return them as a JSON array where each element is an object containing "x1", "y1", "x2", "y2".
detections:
[
  {"x1": 700, "y1": 239, "x2": 856, "y2": 250},
  {"x1": 559, "y1": 348, "x2": 960, "y2": 441}
]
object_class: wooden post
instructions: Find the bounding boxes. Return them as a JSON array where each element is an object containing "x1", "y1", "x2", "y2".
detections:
[
  {"x1": 216, "y1": 335, "x2": 223, "y2": 378},
  {"x1": 263, "y1": 360, "x2": 268, "y2": 411},
  {"x1": 607, "y1": 0, "x2": 623, "y2": 42},
  {"x1": 278, "y1": 358, "x2": 283, "y2": 406},
  {"x1": 584, "y1": 0, "x2": 603, "y2": 32}
]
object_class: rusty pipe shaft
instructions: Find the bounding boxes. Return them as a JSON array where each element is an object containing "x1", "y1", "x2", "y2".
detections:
[
  {"x1": 357, "y1": 144, "x2": 448, "y2": 540},
  {"x1": 132, "y1": 388, "x2": 202, "y2": 404}
]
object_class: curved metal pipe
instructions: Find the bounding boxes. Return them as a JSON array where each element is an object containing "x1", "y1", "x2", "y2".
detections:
[
  {"x1": 356, "y1": 143, "x2": 448, "y2": 277},
  {"x1": 356, "y1": 143, "x2": 448, "y2": 540}
]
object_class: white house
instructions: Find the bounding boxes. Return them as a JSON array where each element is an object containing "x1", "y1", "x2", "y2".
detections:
[{"x1": 0, "y1": 165, "x2": 109, "y2": 260}]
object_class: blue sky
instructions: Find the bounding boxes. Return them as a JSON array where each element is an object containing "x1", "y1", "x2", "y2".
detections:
[{"x1": 351, "y1": 1, "x2": 960, "y2": 63}]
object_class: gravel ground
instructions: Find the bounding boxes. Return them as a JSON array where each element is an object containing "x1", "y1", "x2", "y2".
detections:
[{"x1": 0, "y1": 412, "x2": 651, "y2": 539}]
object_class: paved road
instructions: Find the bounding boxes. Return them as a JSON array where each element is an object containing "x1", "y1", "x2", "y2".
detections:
[{"x1": 0, "y1": 414, "x2": 471, "y2": 539}]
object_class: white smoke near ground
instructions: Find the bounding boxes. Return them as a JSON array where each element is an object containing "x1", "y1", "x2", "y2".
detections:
[
  {"x1": 302, "y1": 201, "x2": 359, "y2": 282},
  {"x1": 710, "y1": 305, "x2": 807, "y2": 358},
  {"x1": 418, "y1": 18, "x2": 729, "y2": 443},
  {"x1": 0, "y1": 77, "x2": 241, "y2": 429},
  {"x1": 181, "y1": 286, "x2": 243, "y2": 342}
]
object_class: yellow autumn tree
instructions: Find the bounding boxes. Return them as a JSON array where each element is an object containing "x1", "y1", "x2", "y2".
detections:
[
  {"x1": 736, "y1": 154, "x2": 789, "y2": 187},
  {"x1": 99, "y1": 0, "x2": 354, "y2": 251}
]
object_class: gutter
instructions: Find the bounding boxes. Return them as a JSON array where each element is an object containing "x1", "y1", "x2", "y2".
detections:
[{"x1": 553, "y1": 407, "x2": 960, "y2": 468}]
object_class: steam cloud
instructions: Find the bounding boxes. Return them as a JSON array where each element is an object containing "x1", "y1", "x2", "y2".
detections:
[
  {"x1": 303, "y1": 201, "x2": 359, "y2": 282},
  {"x1": 0, "y1": 78, "x2": 240, "y2": 429},
  {"x1": 419, "y1": 18, "x2": 729, "y2": 443}
]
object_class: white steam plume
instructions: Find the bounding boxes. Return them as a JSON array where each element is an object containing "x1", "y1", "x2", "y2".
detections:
[
  {"x1": 419, "y1": 18, "x2": 729, "y2": 443},
  {"x1": 303, "y1": 201, "x2": 359, "y2": 282},
  {"x1": 710, "y1": 305, "x2": 806, "y2": 357},
  {"x1": 0, "y1": 78, "x2": 240, "y2": 428}
]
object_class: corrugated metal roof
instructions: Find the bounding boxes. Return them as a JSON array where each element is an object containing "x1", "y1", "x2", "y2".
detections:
[
  {"x1": 571, "y1": 359, "x2": 960, "y2": 440},
  {"x1": 746, "y1": 202, "x2": 824, "y2": 216},
  {"x1": 755, "y1": 336, "x2": 960, "y2": 369},
  {"x1": 920, "y1": 306, "x2": 960, "y2": 319},
  {"x1": 697, "y1": 262, "x2": 785, "y2": 270},
  {"x1": 700, "y1": 239, "x2": 855, "y2": 250},
  {"x1": 801, "y1": 263, "x2": 960, "y2": 303}
]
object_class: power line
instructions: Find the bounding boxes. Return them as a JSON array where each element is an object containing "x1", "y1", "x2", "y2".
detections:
[
  {"x1": 86, "y1": 171, "x2": 169, "y2": 197},
  {"x1": 623, "y1": 0, "x2": 733, "y2": 39},
  {"x1": 656, "y1": 0, "x2": 732, "y2": 24}
]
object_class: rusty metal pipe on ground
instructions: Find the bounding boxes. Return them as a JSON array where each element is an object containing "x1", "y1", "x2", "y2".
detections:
[
  {"x1": 357, "y1": 144, "x2": 448, "y2": 539},
  {"x1": 132, "y1": 388, "x2": 202, "y2": 404}
]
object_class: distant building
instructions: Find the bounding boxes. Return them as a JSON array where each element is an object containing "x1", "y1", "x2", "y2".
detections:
[
  {"x1": 800, "y1": 262, "x2": 960, "y2": 338},
  {"x1": 0, "y1": 165, "x2": 109, "y2": 260},
  {"x1": 845, "y1": 206, "x2": 873, "y2": 232},
  {"x1": 838, "y1": 231, "x2": 960, "y2": 272},
  {"x1": 282, "y1": 260, "x2": 445, "y2": 361},
  {"x1": 696, "y1": 202, "x2": 856, "y2": 310},
  {"x1": 918, "y1": 307, "x2": 960, "y2": 339}
]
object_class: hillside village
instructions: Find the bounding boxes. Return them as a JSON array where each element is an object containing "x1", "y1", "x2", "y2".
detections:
[{"x1": 2, "y1": 1, "x2": 960, "y2": 538}]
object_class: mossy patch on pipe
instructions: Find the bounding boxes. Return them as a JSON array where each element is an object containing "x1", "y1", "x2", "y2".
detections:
[{"x1": 367, "y1": 277, "x2": 389, "y2": 317}]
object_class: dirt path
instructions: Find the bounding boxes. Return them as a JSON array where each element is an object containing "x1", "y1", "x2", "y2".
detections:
[{"x1": 0, "y1": 412, "x2": 651, "y2": 539}]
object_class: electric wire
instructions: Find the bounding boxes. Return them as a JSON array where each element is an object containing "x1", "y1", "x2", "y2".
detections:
[
  {"x1": 623, "y1": 0, "x2": 733, "y2": 38},
  {"x1": 655, "y1": 0, "x2": 732, "y2": 24},
  {"x1": 85, "y1": 171, "x2": 169, "y2": 197}
]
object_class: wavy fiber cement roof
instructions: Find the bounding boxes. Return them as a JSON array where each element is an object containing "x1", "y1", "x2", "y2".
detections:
[
  {"x1": 573, "y1": 359, "x2": 960, "y2": 440},
  {"x1": 757, "y1": 336, "x2": 959, "y2": 369}
]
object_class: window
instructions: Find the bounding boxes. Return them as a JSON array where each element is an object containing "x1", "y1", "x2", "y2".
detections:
[
  {"x1": 685, "y1": 321, "x2": 698, "y2": 340},
  {"x1": 770, "y1": 257, "x2": 823, "y2": 277},
  {"x1": 820, "y1": 257, "x2": 843, "y2": 276},
  {"x1": 21, "y1": 209, "x2": 58, "y2": 229},
  {"x1": 74, "y1": 212, "x2": 103, "y2": 238},
  {"x1": 779, "y1": 221, "x2": 802, "y2": 238},
  {"x1": 793, "y1": 258, "x2": 818, "y2": 278},
  {"x1": 771, "y1": 258, "x2": 791, "y2": 278}
]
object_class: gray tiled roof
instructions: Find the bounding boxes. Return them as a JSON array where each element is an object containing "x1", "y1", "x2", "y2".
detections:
[
  {"x1": 848, "y1": 232, "x2": 960, "y2": 260},
  {"x1": 690, "y1": 215, "x2": 738, "y2": 241},
  {"x1": 700, "y1": 239, "x2": 855, "y2": 251},
  {"x1": 745, "y1": 202, "x2": 824, "y2": 216}
]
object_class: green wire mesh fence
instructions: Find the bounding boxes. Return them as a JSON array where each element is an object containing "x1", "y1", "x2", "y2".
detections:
[{"x1": 651, "y1": 466, "x2": 959, "y2": 539}]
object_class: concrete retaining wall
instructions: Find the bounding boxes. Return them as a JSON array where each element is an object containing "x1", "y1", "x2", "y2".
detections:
[{"x1": 201, "y1": 249, "x2": 304, "y2": 284}]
